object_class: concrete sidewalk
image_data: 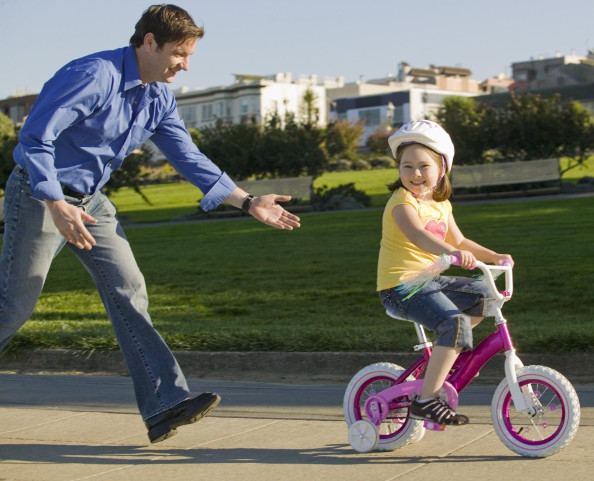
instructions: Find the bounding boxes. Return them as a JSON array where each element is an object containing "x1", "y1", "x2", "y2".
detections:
[{"x1": 1, "y1": 373, "x2": 593, "y2": 481}]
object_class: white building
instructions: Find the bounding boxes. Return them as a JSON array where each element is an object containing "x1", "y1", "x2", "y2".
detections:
[
  {"x1": 174, "y1": 73, "x2": 332, "y2": 130},
  {"x1": 328, "y1": 62, "x2": 481, "y2": 141},
  {"x1": 330, "y1": 87, "x2": 478, "y2": 141}
]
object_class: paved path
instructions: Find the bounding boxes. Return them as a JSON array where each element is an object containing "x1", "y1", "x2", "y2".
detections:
[{"x1": 1, "y1": 373, "x2": 593, "y2": 481}]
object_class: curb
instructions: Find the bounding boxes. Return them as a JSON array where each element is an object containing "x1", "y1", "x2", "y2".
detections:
[{"x1": 1, "y1": 349, "x2": 592, "y2": 384}]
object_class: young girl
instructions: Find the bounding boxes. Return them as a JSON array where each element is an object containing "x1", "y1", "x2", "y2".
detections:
[{"x1": 377, "y1": 120, "x2": 513, "y2": 426}]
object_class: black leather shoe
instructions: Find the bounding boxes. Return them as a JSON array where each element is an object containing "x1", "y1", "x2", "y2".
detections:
[{"x1": 145, "y1": 392, "x2": 221, "y2": 443}]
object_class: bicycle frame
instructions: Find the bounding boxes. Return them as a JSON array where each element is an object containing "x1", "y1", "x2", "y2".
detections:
[{"x1": 363, "y1": 260, "x2": 533, "y2": 427}]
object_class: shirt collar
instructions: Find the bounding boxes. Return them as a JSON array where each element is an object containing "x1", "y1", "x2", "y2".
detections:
[{"x1": 123, "y1": 46, "x2": 164, "y2": 96}]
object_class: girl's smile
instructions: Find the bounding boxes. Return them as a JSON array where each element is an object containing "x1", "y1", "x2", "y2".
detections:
[{"x1": 398, "y1": 144, "x2": 442, "y2": 199}]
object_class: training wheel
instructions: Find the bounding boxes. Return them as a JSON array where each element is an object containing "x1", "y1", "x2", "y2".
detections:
[{"x1": 348, "y1": 420, "x2": 379, "y2": 453}]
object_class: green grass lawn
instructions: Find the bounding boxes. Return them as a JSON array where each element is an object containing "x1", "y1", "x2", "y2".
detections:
[
  {"x1": 3, "y1": 193, "x2": 593, "y2": 355},
  {"x1": 109, "y1": 156, "x2": 594, "y2": 223}
]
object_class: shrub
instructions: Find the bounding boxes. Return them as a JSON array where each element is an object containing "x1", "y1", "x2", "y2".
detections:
[
  {"x1": 351, "y1": 159, "x2": 371, "y2": 171},
  {"x1": 368, "y1": 156, "x2": 395, "y2": 169},
  {"x1": 366, "y1": 129, "x2": 394, "y2": 155},
  {"x1": 313, "y1": 183, "x2": 371, "y2": 210}
]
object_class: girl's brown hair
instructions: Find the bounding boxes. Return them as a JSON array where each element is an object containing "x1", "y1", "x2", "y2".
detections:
[{"x1": 387, "y1": 143, "x2": 452, "y2": 202}]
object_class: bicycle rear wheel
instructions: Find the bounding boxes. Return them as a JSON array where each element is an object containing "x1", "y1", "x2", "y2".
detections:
[
  {"x1": 491, "y1": 365, "x2": 580, "y2": 457},
  {"x1": 344, "y1": 362, "x2": 424, "y2": 451}
]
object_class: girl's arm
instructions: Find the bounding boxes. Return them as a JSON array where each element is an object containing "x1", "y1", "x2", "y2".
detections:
[
  {"x1": 393, "y1": 205, "x2": 512, "y2": 270},
  {"x1": 446, "y1": 214, "x2": 513, "y2": 266},
  {"x1": 393, "y1": 204, "x2": 464, "y2": 260}
]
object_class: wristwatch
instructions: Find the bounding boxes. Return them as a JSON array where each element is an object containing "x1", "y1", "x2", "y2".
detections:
[{"x1": 241, "y1": 194, "x2": 255, "y2": 215}]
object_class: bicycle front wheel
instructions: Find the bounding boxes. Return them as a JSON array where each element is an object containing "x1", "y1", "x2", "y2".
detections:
[{"x1": 491, "y1": 365, "x2": 580, "y2": 457}]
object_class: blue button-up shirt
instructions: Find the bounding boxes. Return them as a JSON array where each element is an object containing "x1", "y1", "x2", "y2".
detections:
[{"x1": 14, "y1": 46, "x2": 236, "y2": 211}]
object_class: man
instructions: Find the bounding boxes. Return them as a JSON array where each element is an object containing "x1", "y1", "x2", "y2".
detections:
[{"x1": 0, "y1": 5, "x2": 300, "y2": 444}]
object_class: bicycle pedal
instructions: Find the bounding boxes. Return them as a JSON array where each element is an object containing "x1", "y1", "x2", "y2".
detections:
[{"x1": 423, "y1": 420, "x2": 447, "y2": 431}]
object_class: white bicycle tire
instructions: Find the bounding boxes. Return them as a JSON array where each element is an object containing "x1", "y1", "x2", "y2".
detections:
[
  {"x1": 491, "y1": 365, "x2": 580, "y2": 457},
  {"x1": 344, "y1": 362, "x2": 425, "y2": 451}
]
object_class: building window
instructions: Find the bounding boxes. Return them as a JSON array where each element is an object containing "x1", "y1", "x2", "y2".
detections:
[
  {"x1": 178, "y1": 105, "x2": 197, "y2": 123},
  {"x1": 394, "y1": 105, "x2": 404, "y2": 124},
  {"x1": 358, "y1": 108, "x2": 381, "y2": 127},
  {"x1": 202, "y1": 104, "x2": 213, "y2": 120},
  {"x1": 9, "y1": 104, "x2": 25, "y2": 124},
  {"x1": 240, "y1": 99, "x2": 250, "y2": 116},
  {"x1": 216, "y1": 101, "x2": 225, "y2": 118}
]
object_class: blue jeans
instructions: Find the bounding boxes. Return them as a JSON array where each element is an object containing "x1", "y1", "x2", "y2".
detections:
[
  {"x1": 379, "y1": 276, "x2": 491, "y2": 350},
  {"x1": 0, "y1": 166, "x2": 191, "y2": 420}
]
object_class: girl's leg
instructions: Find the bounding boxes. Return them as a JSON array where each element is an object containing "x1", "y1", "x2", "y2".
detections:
[
  {"x1": 418, "y1": 277, "x2": 489, "y2": 397},
  {"x1": 471, "y1": 316, "x2": 483, "y2": 328},
  {"x1": 419, "y1": 345, "x2": 462, "y2": 399},
  {"x1": 421, "y1": 316, "x2": 482, "y2": 398},
  {"x1": 380, "y1": 284, "x2": 473, "y2": 425}
]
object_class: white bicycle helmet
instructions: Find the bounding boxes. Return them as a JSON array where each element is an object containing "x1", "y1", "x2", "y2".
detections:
[{"x1": 388, "y1": 120, "x2": 455, "y2": 172}]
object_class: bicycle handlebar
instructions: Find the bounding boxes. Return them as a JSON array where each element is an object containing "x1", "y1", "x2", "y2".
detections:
[{"x1": 449, "y1": 254, "x2": 514, "y2": 300}]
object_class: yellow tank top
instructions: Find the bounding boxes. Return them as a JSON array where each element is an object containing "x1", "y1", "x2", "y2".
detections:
[{"x1": 377, "y1": 188, "x2": 452, "y2": 291}]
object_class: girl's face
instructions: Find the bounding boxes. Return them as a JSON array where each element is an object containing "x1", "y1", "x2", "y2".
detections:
[{"x1": 398, "y1": 144, "x2": 442, "y2": 199}]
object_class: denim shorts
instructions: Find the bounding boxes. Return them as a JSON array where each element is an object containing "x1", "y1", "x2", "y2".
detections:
[{"x1": 379, "y1": 276, "x2": 491, "y2": 350}]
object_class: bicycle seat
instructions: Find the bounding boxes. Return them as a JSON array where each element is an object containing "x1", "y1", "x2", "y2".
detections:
[
  {"x1": 385, "y1": 310, "x2": 410, "y2": 322},
  {"x1": 386, "y1": 310, "x2": 433, "y2": 351}
]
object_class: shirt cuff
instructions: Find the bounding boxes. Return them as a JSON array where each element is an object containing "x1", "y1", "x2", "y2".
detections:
[
  {"x1": 199, "y1": 172, "x2": 237, "y2": 212},
  {"x1": 32, "y1": 180, "x2": 65, "y2": 201}
]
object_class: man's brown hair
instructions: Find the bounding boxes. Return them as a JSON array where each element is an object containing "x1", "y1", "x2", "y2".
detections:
[{"x1": 130, "y1": 4, "x2": 204, "y2": 48}]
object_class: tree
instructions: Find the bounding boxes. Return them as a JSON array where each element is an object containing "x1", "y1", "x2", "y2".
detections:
[
  {"x1": 435, "y1": 93, "x2": 594, "y2": 172},
  {"x1": 366, "y1": 128, "x2": 394, "y2": 156},
  {"x1": 301, "y1": 88, "x2": 319, "y2": 127},
  {"x1": 276, "y1": 113, "x2": 327, "y2": 177},
  {"x1": 324, "y1": 119, "x2": 365, "y2": 160},
  {"x1": 557, "y1": 101, "x2": 594, "y2": 174},
  {"x1": 195, "y1": 112, "x2": 328, "y2": 180},
  {"x1": 495, "y1": 93, "x2": 564, "y2": 161},
  {"x1": 435, "y1": 96, "x2": 495, "y2": 165},
  {"x1": 194, "y1": 119, "x2": 263, "y2": 180},
  {"x1": 0, "y1": 112, "x2": 19, "y2": 195},
  {"x1": 493, "y1": 93, "x2": 594, "y2": 171}
]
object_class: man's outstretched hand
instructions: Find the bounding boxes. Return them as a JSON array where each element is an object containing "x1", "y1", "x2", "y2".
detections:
[{"x1": 249, "y1": 194, "x2": 301, "y2": 230}]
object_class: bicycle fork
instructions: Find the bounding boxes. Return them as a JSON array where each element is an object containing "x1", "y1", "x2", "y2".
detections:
[{"x1": 486, "y1": 311, "x2": 535, "y2": 415}]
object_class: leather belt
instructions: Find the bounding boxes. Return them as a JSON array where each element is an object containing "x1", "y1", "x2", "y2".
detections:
[{"x1": 62, "y1": 184, "x2": 88, "y2": 200}]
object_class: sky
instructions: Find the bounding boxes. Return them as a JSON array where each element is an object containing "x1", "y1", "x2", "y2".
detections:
[{"x1": 1, "y1": 0, "x2": 592, "y2": 99}]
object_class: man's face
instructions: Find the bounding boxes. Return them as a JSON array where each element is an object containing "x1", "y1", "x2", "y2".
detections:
[{"x1": 143, "y1": 36, "x2": 197, "y2": 84}]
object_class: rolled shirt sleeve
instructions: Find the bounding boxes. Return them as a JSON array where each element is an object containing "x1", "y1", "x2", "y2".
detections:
[{"x1": 149, "y1": 98, "x2": 237, "y2": 211}]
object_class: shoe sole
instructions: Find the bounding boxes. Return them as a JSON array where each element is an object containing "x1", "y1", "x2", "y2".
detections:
[
  {"x1": 171, "y1": 394, "x2": 221, "y2": 429},
  {"x1": 148, "y1": 394, "x2": 221, "y2": 444},
  {"x1": 409, "y1": 412, "x2": 469, "y2": 426}
]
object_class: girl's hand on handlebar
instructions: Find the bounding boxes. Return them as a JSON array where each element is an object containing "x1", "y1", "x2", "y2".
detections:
[
  {"x1": 452, "y1": 250, "x2": 476, "y2": 270},
  {"x1": 492, "y1": 253, "x2": 514, "y2": 268}
]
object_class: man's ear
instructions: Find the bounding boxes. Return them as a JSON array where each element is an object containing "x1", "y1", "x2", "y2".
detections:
[{"x1": 143, "y1": 32, "x2": 156, "y2": 51}]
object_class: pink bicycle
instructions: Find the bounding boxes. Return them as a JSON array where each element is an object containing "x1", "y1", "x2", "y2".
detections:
[{"x1": 343, "y1": 258, "x2": 581, "y2": 457}]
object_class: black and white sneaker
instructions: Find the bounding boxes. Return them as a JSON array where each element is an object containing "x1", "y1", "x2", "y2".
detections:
[{"x1": 410, "y1": 397, "x2": 469, "y2": 426}]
